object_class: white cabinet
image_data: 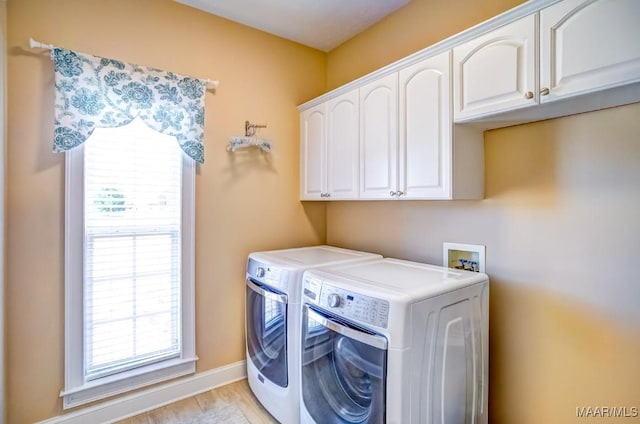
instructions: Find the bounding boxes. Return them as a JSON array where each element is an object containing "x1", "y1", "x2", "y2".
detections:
[
  {"x1": 359, "y1": 52, "x2": 481, "y2": 200},
  {"x1": 454, "y1": 0, "x2": 640, "y2": 121},
  {"x1": 327, "y1": 90, "x2": 359, "y2": 199},
  {"x1": 301, "y1": 52, "x2": 483, "y2": 201},
  {"x1": 300, "y1": 0, "x2": 640, "y2": 201},
  {"x1": 399, "y1": 51, "x2": 452, "y2": 199},
  {"x1": 300, "y1": 90, "x2": 359, "y2": 200},
  {"x1": 453, "y1": 14, "x2": 536, "y2": 121},
  {"x1": 359, "y1": 73, "x2": 398, "y2": 199},
  {"x1": 300, "y1": 103, "x2": 326, "y2": 199},
  {"x1": 540, "y1": 0, "x2": 640, "y2": 103}
]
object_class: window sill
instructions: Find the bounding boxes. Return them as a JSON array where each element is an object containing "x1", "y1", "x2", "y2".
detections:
[{"x1": 61, "y1": 356, "x2": 198, "y2": 410}]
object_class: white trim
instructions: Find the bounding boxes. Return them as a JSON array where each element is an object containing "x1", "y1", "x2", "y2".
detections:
[
  {"x1": 297, "y1": 0, "x2": 564, "y2": 111},
  {"x1": 61, "y1": 358, "x2": 197, "y2": 410},
  {"x1": 65, "y1": 146, "x2": 85, "y2": 404},
  {"x1": 37, "y1": 361, "x2": 247, "y2": 424},
  {"x1": 63, "y1": 128, "x2": 198, "y2": 409},
  {"x1": 182, "y1": 156, "x2": 197, "y2": 366}
]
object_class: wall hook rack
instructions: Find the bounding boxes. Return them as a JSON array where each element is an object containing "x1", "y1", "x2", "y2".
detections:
[{"x1": 227, "y1": 120, "x2": 272, "y2": 153}]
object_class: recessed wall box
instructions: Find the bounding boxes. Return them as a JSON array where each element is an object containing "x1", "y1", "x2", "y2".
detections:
[{"x1": 443, "y1": 242, "x2": 486, "y2": 273}]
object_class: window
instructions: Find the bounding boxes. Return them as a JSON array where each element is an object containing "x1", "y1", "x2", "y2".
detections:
[{"x1": 62, "y1": 118, "x2": 196, "y2": 409}]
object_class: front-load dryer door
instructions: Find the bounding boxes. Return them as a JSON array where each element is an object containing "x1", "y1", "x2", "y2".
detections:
[
  {"x1": 246, "y1": 278, "x2": 288, "y2": 387},
  {"x1": 301, "y1": 305, "x2": 387, "y2": 424}
]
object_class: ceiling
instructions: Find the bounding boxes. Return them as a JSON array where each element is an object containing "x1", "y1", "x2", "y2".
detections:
[{"x1": 174, "y1": 0, "x2": 412, "y2": 52}]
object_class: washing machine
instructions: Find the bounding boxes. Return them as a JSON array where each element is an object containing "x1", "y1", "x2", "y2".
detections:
[
  {"x1": 300, "y1": 257, "x2": 489, "y2": 424},
  {"x1": 245, "y1": 245, "x2": 382, "y2": 424}
]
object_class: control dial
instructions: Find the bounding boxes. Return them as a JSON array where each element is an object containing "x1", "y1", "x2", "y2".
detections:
[
  {"x1": 256, "y1": 267, "x2": 266, "y2": 278},
  {"x1": 328, "y1": 293, "x2": 342, "y2": 308}
]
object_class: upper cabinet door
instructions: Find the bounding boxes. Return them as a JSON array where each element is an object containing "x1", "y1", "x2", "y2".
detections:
[
  {"x1": 540, "y1": 0, "x2": 640, "y2": 103},
  {"x1": 453, "y1": 14, "x2": 537, "y2": 121},
  {"x1": 360, "y1": 73, "x2": 398, "y2": 199},
  {"x1": 300, "y1": 103, "x2": 327, "y2": 200},
  {"x1": 399, "y1": 51, "x2": 451, "y2": 199},
  {"x1": 327, "y1": 90, "x2": 359, "y2": 199}
]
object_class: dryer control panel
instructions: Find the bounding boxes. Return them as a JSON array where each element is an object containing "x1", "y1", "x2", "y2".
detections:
[
  {"x1": 247, "y1": 258, "x2": 289, "y2": 292},
  {"x1": 303, "y1": 277, "x2": 389, "y2": 328}
]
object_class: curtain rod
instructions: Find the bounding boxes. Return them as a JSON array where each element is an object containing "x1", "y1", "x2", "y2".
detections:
[{"x1": 29, "y1": 37, "x2": 220, "y2": 90}]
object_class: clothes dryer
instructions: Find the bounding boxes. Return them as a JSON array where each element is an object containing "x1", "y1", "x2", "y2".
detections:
[
  {"x1": 300, "y1": 258, "x2": 489, "y2": 424},
  {"x1": 245, "y1": 245, "x2": 381, "y2": 423}
]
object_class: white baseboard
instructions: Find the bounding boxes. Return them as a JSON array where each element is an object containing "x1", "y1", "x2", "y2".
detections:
[{"x1": 36, "y1": 360, "x2": 247, "y2": 424}]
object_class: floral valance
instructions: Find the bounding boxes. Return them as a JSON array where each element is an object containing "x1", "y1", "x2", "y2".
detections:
[{"x1": 51, "y1": 48, "x2": 207, "y2": 163}]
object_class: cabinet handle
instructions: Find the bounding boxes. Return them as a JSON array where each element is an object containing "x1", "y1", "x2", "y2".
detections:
[
  {"x1": 325, "y1": 193, "x2": 331, "y2": 198},
  {"x1": 524, "y1": 91, "x2": 534, "y2": 100},
  {"x1": 320, "y1": 193, "x2": 327, "y2": 198},
  {"x1": 390, "y1": 191, "x2": 397, "y2": 197},
  {"x1": 540, "y1": 88, "x2": 550, "y2": 96},
  {"x1": 397, "y1": 190, "x2": 405, "y2": 197}
]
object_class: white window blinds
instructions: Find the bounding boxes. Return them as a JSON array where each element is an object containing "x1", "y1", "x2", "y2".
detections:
[{"x1": 83, "y1": 120, "x2": 183, "y2": 381}]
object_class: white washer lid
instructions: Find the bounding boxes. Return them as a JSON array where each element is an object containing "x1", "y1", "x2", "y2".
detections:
[
  {"x1": 249, "y1": 245, "x2": 381, "y2": 269},
  {"x1": 311, "y1": 258, "x2": 487, "y2": 302}
]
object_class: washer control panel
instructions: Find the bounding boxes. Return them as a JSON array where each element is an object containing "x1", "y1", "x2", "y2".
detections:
[{"x1": 303, "y1": 277, "x2": 389, "y2": 328}]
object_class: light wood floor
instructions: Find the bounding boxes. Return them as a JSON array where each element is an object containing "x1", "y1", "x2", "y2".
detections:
[{"x1": 116, "y1": 379, "x2": 279, "y2": 424}]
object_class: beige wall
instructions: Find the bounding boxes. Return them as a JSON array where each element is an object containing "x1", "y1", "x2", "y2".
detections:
[
  {"x1": 6, "y1": 0, "x2": 640, "y2": 422},
  {"x1": 326, "y1": 1, "x2": 640, "y2": 423},
  {"x1": 6, "y1": 0, "x2": 326, "y2": 422},
  {"x1": 0, "y1": 2, "x2": 5, "y2": 423},
  {"x1": 327, "y1": 0, "x2": 526, "y2": 89}
]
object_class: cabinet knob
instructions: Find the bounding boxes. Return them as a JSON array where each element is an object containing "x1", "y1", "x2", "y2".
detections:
[
  {"x1": 540, "y1": 87, "x2": 550, "y2": 96},
  {"x1": 325, "y1": 193, "x2": 330, "y2": 198},
  {"x1": 397, "y1": 190, "x2": 405, "y2": 197},
  {"x1": 524, "y1": 91, "x2": 534, "y2": 100},
  {"x1": 390, "y1": 191, "x2": 397, "y2": 197}
]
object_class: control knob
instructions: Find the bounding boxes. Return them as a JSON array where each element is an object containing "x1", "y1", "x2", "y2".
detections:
[
  {"x1": 256, "y1": 267, "x2": 266, "y2": 278},
  {"x1": 328, "y1": 293, "x2": 342, "y2": 308}
]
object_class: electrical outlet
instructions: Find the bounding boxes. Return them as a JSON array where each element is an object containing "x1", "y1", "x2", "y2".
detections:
[{"x1": 443, "y1": 242, "x2": 486, "y2": 273}]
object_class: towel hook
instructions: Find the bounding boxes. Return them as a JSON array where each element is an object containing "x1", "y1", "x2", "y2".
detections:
[{"x1": 245, "y1": 120, "x2": 267, "y2": 137}]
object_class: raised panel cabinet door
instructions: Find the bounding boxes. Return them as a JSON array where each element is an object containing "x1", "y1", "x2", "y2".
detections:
[
  {"x1": 453, "y1": 14, "x2": 537, "y2": 121},
  {"x1": 540, "y1": 0, "x2": 640, "y2": 103},
  {"x1": 359, "y1": 73, "x2": 399, "y2": 199},
  {"x1": 399, "y1": 51, "x2": 451, "y2": 199},
  {"x1": 327, "y1": 89, "x2": 359, "y2": 199},
  {"x1": 300, "y1": 103, "x2": 327, "y2": 200}
]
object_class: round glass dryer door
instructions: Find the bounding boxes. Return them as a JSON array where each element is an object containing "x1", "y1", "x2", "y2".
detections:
[
  {"x1": 301, "y1": 305, "x2": 387, "y2": 423},
  {"x1": 246, "y1": 279, "x2": 288, "y2": 387}
]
